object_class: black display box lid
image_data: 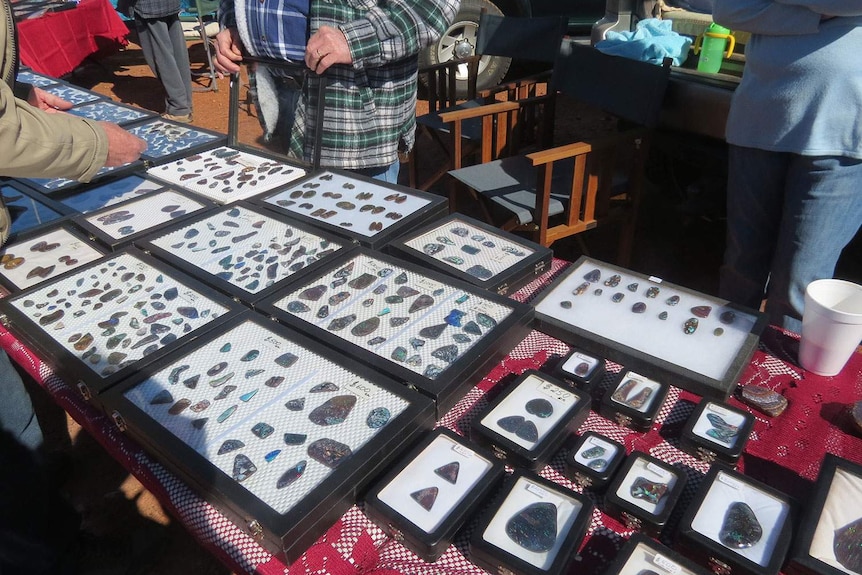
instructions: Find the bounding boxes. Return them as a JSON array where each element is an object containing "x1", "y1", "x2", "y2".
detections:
[
  {"x1": 385, "y1": 213, "x2": 553, "y2": 296},
  {"x1": 99, "y1": 311, "x2": 435, "y2": 562},
  {"x1": 563, "y1": 431, "x2": 626, "y2": 491},
  {"x1": 137, "y1": 201, "x2": 355, "y2": 307},
  {"x1": 252, "y1": 169, "x2": 448, "y2": 250},
  {"x1": 0, "y1": 247, "x2": 241, "y2": 410},
  {"x1": 468, "y1": 469, "x2": 593, "y2": 575},
  {"x1": 66, "y1": 99, "x2": 157, "y2": 127},
  {"x1": 604, "y1": 533, "x2": 713, "y2": 575},
  {"x1": 363, "y1": 427, "x2": 505, "y2": 562},
  {"x1": 470, "y1": 369, "x2": 590, "y2": 471},
  {"x1": 0, "y1": 224, "x2": 107, "y2": 294},
  {"x1": 256, "y1": 248, "x2": 534, "y2": 419},
  {"x1": 19, "y1": 160, "x2": 146, "y2": 195},
  {"x1": 1, "y1": 179, "x2": 74, "y2": 238},
  {"x1": 677, "y1": 464, "x2": 795, "y2": 575},
  {"x1": 680, "y1": 399, "x2": 754, "y2": 465},
  {"x1": 126, "y1": 117, "x2": 226, "y2": 166},
  {"x1": 56, "y1": 173, "x2": 172, "y2": 214},
  {"x1": 604, "y1": 450, "x2": 688, "y2": 537},
  {"x1": 787, "y1": 453, "x2": 862, "y2": 575},
  {"x1": 599, "y1": 369, "x2": 671, "y2": 433},
  {"x1": 71, "y1": 188, "x2": 216, "y2": 251},
  {"x1": 533, "y1": 256, "x2": 768, "y2": 400},
  {"x1": 552, "y1": 346, "x2": 608, "y2": 397}
]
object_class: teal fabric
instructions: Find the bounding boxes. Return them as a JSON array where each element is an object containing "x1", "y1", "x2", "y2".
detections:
[{"x1": 596, "y1": 18, "x2": 693, "y2": 66}]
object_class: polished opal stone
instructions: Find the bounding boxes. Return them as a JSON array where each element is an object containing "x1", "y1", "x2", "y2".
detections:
[
  {"x1": 265, "y1": 376, "x2": 285, "y2": 388},
  {"x1": 327, "y1": 314, "x2": 357, "y2": 331},
  {"x1": 251, "y1": 422, "x2": 274, "y2": 439},
  {"x1": 214, "y1": 385, "x2": 236, "y2": 400},
  {"x1": 526, "y1": 398, "x2": 554, "y2": 418},
  {"x1": 706, "y1": 413, "x2": 739, "y2": 442},
  {"x1": 720, "y1": 502, "x2": 762, "y2": 549},
  {"x1": 627, "y1": 282, "x2": 639, "y2": 292},
  {"x1": 445, "y1": 309, "x2": 465, "y2": 327},
  {"x1": 434, "y1": 462, "x2": 459, "y2": 484},
  {"x1": 588, "y1": 458, "x2": 608, "y2": 471},
  {"x1": 307, "y1": 438, "x2": 352, "y2": 468},
  {"x1": 574, "y1": 362, "x2": 590, "y2": 376},
  {"x1": 348, "y1": 273, "x2": 376, "y2": 289},
  {"x1": 505, "y1": 502, "x2": 558, "y2": 552},
  {"x1": 310, "y1": 382, "x2": 338, "y2": 393},
  {"x1": 666, "y1": 295, "x2": 680, "y2": 306},
  {"x1": 691, "y1": 305, "x2": 712, "y2": 318},
  {"x1": 309, "y1": 395, "x2": 356, "y2": 426},
  {"x1": 419, "y1": 323, "x2": 447, "y2": 339},
  {"x1": 626, "y1": 387, "x2": 653, "y2": 409},
  {"x1": 150, "y1": 389, "x2": 173, "y2": 405},
  {"x1": 169, "y1": 398, "x2": 191, "y2": 415},
  {"x1": 299, "y1": 284, "x2": 327, "y2": 301},
  {"x1": 276, "y1": 460, "x2": 306, "y2": 489},
  {"x1": 274, "y1": 352, "x2": 299, "y2": 368},
  {"x1": 658, "y1": 311, "x2": 668, "y2": 321},
  {"x1": 391, "y1": 346, "x2": 408, "y2": 362},
  {"x1": 409, "y1": 294, "x2": 434, "y2": 313},
  {"x1": 611, "y1": 379, "x2": 638, "y2": 403},
  {"x1": 604, "y1": 274, "x2": 621, "y2": 287},
  {"x1": 217, "y1": 439, "x2": 244, "y2": 455},
  {"x1": 497, "y1": 415, "x2": 539, "y2": 442},
  {"x1": 283, "y1": 433, "x2": 307, "y2": 445},
  {"x1": 834, "y1": 517, "x2": 862, "y2": 573},
  {"x1": 351, "y1": 316, "x2": 380, "y2": 337},
  {"x1": 646, "y1": 287, "x2": 660, "y2": 299},
  {"x1": 285, "y1": 398, "x2": 305, "y2": 411},
  {"x1": 560, "y1": 301, "x2": 572, "y2": 309},
  {"x1": 411, "y1": 486, "x2": 438, "y2": 511},
  {"x1": 390, "y1": 317, "x2": 409, "y2": 327},
  {"x1": 584, "y1": 269, "x2": 601, "y2": 283},
  {"x1": 684, "y1": 318, "x2": 698, "y2": 334},
  {"x1": 477, "y1": 313, "x2": 497, "y2": 328},
  {"x1": 594, "y1": 289, "x2": 603, "y2": 296},
  {"x1": 612, "y1": 293, "x2": 625, "y2": 303},
  {"x1": 463, "y1": 321, "x2": 482, "y2": 335},
  {"x1": 630, "y1": 476, "x2": 668, "y2": 504},
  {"x1": 366, "y1": 407, "x2": 391, "y2": 428},
  {"x1": 232, "y1": 454, "x2": 257, "y2": 482},
  {"x1": 573, "y1": 282, "x2": 590, "y2": 296},
  {"x1": 632, "y1": 302, "x2": 647, "y2": 314},
  {"x1": 431, "y1": 345, "x2": 459, "y2": 363},
  {"x1": 581, "y1": 446, "x2": 606, "y2": 459},
  {"x1": 739, "y1": 385, "x2": 788, "y2": 417},
  {"x1": 720, "y1": 310, "x2": 736, "y2": 325}
]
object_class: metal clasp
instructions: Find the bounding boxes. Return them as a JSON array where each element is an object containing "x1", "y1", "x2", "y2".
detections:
[
  {"x1": 709, "y1": 557, "x2": 732, "y2": 575},
  {"x1": 247, "y1": 520, "x2": 264, "y2": 540},
  {"x1": 110, "y1": 410, "x2": 127, "y2": 432}
]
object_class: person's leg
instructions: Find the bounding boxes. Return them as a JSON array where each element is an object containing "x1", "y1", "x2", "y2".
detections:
[
  {"x1": 351, "y1": 160, "x2": 400, "y2": 184},
  {"x1": 135, "y1": 15, "x2": 192, "y2": 118},
  {"x1": 719, "y1": 145, "x2": 789, "y2": 311},
  {"x1": 0, "y1": 350, "x2": 43, "y2": 452},
  {"x1": 275, "y1": 79, "x2": 302, "y2": 152},
  {"x1": 764, "y1": 154, "x2": 862, "y2": 333},
  {"x1": 165, "y1": 14, "x2": 193, "y2": 116}
]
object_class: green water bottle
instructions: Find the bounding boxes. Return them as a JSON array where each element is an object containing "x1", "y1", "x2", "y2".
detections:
[{"x1": 694, "y1": 23, "x2": 735, "y2": 74}]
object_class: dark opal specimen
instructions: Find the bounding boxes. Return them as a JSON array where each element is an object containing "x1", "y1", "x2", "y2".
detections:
[
  {"x1": 310, "y1": 382, "x2": 338, "y2": 393},
  {"x1": 612, "y1": 292, "x2": 625, "y2": 303},
  {"x1": 720, "y1": 310, "x2": 736, "y2": 325},
  {"x1": 434, "y1": 462, "x2": 460, "y2": 484},
  {"x1": 285, "y1": 398, "x2": 305, "y2": 411},
  {"x1": 580, "y1": 446, "x2": 606, "y2": 459},
  {"x1": 645, "y1": 287, "x2": 660, "y2": 298},
  {"x1": 706, "y1": 413, "x2": 739, "y2": 442},
  {"x1": 684, "y1": 317, "x2": 699, "y2": 334},
  {"x1": 506, "y1": 502, "x2": 558, "y2": 552},
  {"x1": 463, "y1": 321, "x2": 482, "y2": 336},
  {"x1": 287, "y1": 301, "x2": 310, "y2": 313},
  {"x1": 327, "y1": 314, "x2": 356, "y2": 331},
  {"x1": 366, "y1": 407, "x2": 391, "y2": 428},
  {"x1": 851, "y1": 400, "x2": 862, "y2": 436},
  {"x1": 445, "y1": 309, "x2": 465, "y2": 327},
  {"x1": 390, "y1": 317, "x2": 409, "y2": 327},
  {"x1": 476, "y1": 313, "x2": 497, "y2": 329},
  {"x1": 168, "y1": 365, "x2": 189, "y2": 384},
  {"x1": 630, "y1": 477, "x2": 668, "y2": 505},
  {"x1": 348, "y1": 273, "x2": 376, "y2": 289},
  {"x1": 207, "y1": 361, "x2": 228, "y2": 376},
  {"x1": 265, "y1": 376, "x2": 285, "y2": 388},
  {"x1": 431, "y1": 345, "x2": 459, "y2": 364},
  {"x1": 497, "y1": 415, "x2": 539, "y2": 442},
  {"x1": 720, "y1": 502, "x2": 763, "y2": 549},
  {"x1": 658, "y1": 311, "x2": 668, "y2": 320},
  {"x1": 419, "y1": 324, "x2": 447, "y2": 339},
  {"x1": 574, "y1": 362, "x2": 591, "y2": 377},
  {"x1": 391, "y1": 346, "x2": 408, "y2": 361},
  {"x1": 611, "y1": 379, "x2": 638, "y2": 404},
  {"x1": 232, "y1": 454, "x2": 257, "y2": 482},
  {"x1": 573, "y1": 282, "x2": 590, "y2": 296},
  {"x1": 168, "y1": 399, "x2": 191, "y2": 415},
  {"x1": 216, "y1": 405, "x2": 236, "y2": 422},
  {"x1": 409, "y1": 294, "x2": 434, "y2": 313},
  {"x1": 666, "y1": 295, "x2": 680, "y2": 306},
  {"x1": 525, "y1": 398, "x2": 554, "y2": 418},
  {"x1": 834, "y1": 517, "x2": 862, "y2": 573},
  {"x1": 309, "y1": 395, "x2": 357, "y2": 425},
  {"x1": 604, "y1": 274, "x2": 621, "y2": 287},
  {"x1": 351, "y1": 316, "x2": 380, "y2": 337},
  {"x1": 625, "y1": 388, "x2": 653, "y2": 410},
  {"x1": 276, "y1": 460, "x2": 306, "y2": 489},
  {"x1": 251, "y1": 422, "x2": 275, "y2": 439},
  {"x1": 560, "y1": 301, "x2": 572, "y2": 309},
  {"x1": 283, "y1": 433, "x2": 307, "y2": 445},
  {"x1": 274, "y1": 352, "x2": 299, "y2": 368},
  {"x1": 583, "y1": 269, "x2": 601, "y2": 283},
  {"x1": 453, "y1": 334, "x2": 471, "y2": 344},
  {"x1": 218, "y1": 439, "x2": 244, "y2": 455},
  {"x1": 411, "y1": 486, "x2": 438, "y2": 511},
  {"x1": 691, "y1": 305, "x2": 712, "y2": 318},
  {"x1": 307, "y1": 438, "x2": 352, "y2": 468},
  {"x1": 739, "y1": 385, "x2": 788, "y2": 417},
  {"x1": 299, "y1": 284, "x2": 327, "y2": 301},
  {"x1": 150, "y1": 389, "x2": 173, "y2": 405},
  {"x1": 467, "y1": 265, "x2": 493, "y2": 279},
  {"x1": 397, "y1": 286, "x2": 420, "y2": 298},
  {"x1": 632, "y1": 302, "x2": 647, "y2": 314},
  {"x1": 627, "y1": 283, "x2": 639, "y2": 292}
]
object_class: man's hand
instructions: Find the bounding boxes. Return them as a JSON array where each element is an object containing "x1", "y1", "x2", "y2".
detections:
[
  {"x1": 213, "y1": 27, "x2": 245, "y2": 76},
  {"x1": 305, "y1": 25, "x2": 352, "y2": 75},
  {"x1": 98, "y1": 122, "x2": 147, "y2": 167},
  {"x1": 27, "y1": 87, "x2": 72, "y2": 113}
]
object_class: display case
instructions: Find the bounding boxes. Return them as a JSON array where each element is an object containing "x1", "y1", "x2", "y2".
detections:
[
  {"x1": 0, "y1": 248, "x2": 240, "y2": 409},
  {"x1": 21, "y1": 161, "x2": 145, "y2": 195},
  {"x1": 599, "y1": 369, "x2": 670, "y2": 432},
  {"x1": 604, "y1": 451, "x2": 687, "y2": 536},
  {"x1": 42, "y1": 81, "x2": 102, "y2": 105},
  {"x1": 534, "y1": 256, "x2": 767, "y2": 400},
  {"x1": 363, "y1": 428, "x2": 505, "y2": 562},
  {"x1": 468, "y1": 469, "x2": 593, "y2": 575},
  {"x1": 57, "y1": 173, "x2": 166, "y2": 213},
  {"x1": 552, "y1": 347, "x2": 607, "y2": 397},
  {"x1": 680, "y1": 399, "x2": 754, "y2": 465},
  {"x1": 0, "y1": 224, "x2": 106, "y2": 293},
  {"x1": 100, "y1": 311, "x2": 434, "y2": 562},
  {"x1": 72, "y1": 188, "x2": 214, "y2": 250},
  {"x1": 563, "y1": 431, "x2": 626, "y2": 490},
  {"x1": 15, "y1": 69, "x2": 59, "y2": 88},
  {"x1": 385, "y1": 213, "x2": 552, "y2": 295},
  {"x1": 67, "y1": 100, "x2": 156, "y2": 126},
  {"x1": 139, "y1": 202, "x2": 352, "y2": 305},
  {"x1": 147, "y1": 146, "x2": 307, "y2": 205},
  {"x1": 254, "y1": 169, "x2": 447, "y2": 250},
  {"x1": 787, "y1": 454, "x2": 862, "y2": 575},
  {"x1": 257, "y1": 248, "x2": 534, "y2": 418},
  {"x1": 603, "y1": 533, "x2": 712, "y2": 575},
  {"x1": 677, "y1": 464, "x2": 795, "y2": 575},
  {"x1": 127, "y1": 118, "x2": 225, "y2": 165},
  {"x1": 1, "y1": 180, "x2": 71, "y2": 237},
  {"x1": 470, "y1": 370, "x2": 590, "y2": 470}
]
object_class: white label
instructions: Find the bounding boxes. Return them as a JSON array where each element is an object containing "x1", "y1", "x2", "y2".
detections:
[
  {"x1": 646, "y1": 462, "x2": 672, "y2": 480},
  {"x1": 451, "y1": 442, "x2": 475, "y2": 459},
  {"x1": 653, "y1": 553, "x2": 681, "y2": 574},
  {"x1": 648, "y1": 276, "x2": 663, "y2": 284},
  {"x1": 526, "y1": 482, "x2": 550, "y2": 499},
  {"x1": 717, "y1": 471, "x2": 744, "y2": 491},
  {"x1": 706, "y1": 402, "x2": 732, "y2": 417},
  {"x1": 344, "y1": 379, "x2": 374, "y2": 399}
]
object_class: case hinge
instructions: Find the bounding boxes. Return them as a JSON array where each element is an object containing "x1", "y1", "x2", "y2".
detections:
[
  {"x1": 76, "y1": 381, "x2": 91, "y2": 401},
  {"x1": 697, "y1": 447, "x2": 717, "y2": 463},
  {"x1": 614, "y1": 413, "x2": 633, "y2": 428},
  {"x1": 495, "y1": 283, "x2": 509, "y2": 296},
  {"x1": 386, "y1": 523, "x2": 404, "y2": 542},
  {"x1": 534, "y1": 260, "x2": 547, "y2": 274},
  {"x1": 573, "y1": 472, "x2": 593, "y2": 489},
  {"x1": 621, "y1": 511, "x2": 642, "y2": 531},
  {"x1": 498, "y1": 567, "x2": 517, "y2": 575},
  {"x1": 0, "y1": 313, "x2": 8, "y2": 327},
  {"x1": 110, "y1": 410, "x2": 127, "y2": 432},
  {"x1": 247, "y1": 520, "x2": 264, "y2": 541},
  {"x1": 491, "y1": 445, "x2": 507, "y2": 460},
  {"x1": 708, "y1": 557, "x2": 732, "y2": 575}
]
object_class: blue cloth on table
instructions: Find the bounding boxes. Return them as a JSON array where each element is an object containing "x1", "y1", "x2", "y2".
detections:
[{"x1": 595, "y1": 19, "x2": 692, "y2": 66}]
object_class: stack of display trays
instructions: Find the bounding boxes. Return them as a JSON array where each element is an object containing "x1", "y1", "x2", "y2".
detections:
[
  {"x1": 138, "y1": 201, "x2": 354, "y2": 305},
  {"x1": 99, "y1": 311, "x2": 435, "y2": 562},
  {"x1": 386, "y1": 213, "x2": 553, "y2": 296},
  {"x1": 0, "y1": 248, "x2": 240, "y2": 409},
  {"x1": 254, "y1": 169, "x2": 448, "y2": 250},
  {"x1": 57, "y1": 173, "x2": 167, "y2": 213},
  {"x1": 127, "y1": 118, "x2": 225, "y2": 165},
  {"x1": 533, "y1": 256, "x2": 767, "y2": 400},
  {"x1": 257, "y1": 248, "x2": 534, "y2": 418},
  {"x1": 0, "y1": 180, "x2": 73, "y2": 238}
]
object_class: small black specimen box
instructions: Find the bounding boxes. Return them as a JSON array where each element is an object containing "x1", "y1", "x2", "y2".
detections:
[
  {"x1": 604, "y1": 533, "x2": 712, "y2": 575},
  {"x1": 605, "y1": 451, "x2": 688, "y2": 537},
  {"x1": 787, "y1": 453, "x2": 862, "y2": 575},
  {"x1": 470, "y1": 370, "x2": 590, "y2": 470},
  {"x1": 564, "y1": 431, "x2": 626, "y2": 490},
  {"x1": 680, "y1": 399, "x2": 754, "y2": 465},
  {"x1": 363, "y1": 428, "x2": 506, "y2": 562},
  {"x1": 677, "y1": 464, "x2": 795, "y2": 575},
  {"x1": 599, "y1": 369, "x2": 670, "y2": 432},
  {"x1": 468, "y1": 469, "x2": 593, "y2": 575},
  {"x1": 552, "y1": 346, "x2": 607, "y2": 396}
]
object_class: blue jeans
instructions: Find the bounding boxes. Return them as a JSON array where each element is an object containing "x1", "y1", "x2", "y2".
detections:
[
  {"x1": 720, "y1": 145, "x2": 862, "y2": 333},
  {"x1": 0, "y1": 350, "x2": 43, "y2": 452}
]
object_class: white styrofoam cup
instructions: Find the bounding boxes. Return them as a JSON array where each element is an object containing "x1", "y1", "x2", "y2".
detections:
[{"x1": 798, "y1": 279, "x2": 862, "y2": 376}]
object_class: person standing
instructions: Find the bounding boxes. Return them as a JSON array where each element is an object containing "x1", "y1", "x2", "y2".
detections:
[
  {"x1": 119, "y1": 0, "x2": 194, "y2": 122},
  {"x1": 715, "y1": 0, "x2": 862, "y2": 333},
  {"x1": 213, "y1": 0, "x2": 460, "y2": 183}
]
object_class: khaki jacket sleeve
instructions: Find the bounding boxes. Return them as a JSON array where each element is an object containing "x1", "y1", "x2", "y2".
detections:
[{"x1": 0, "y1": 80, "x2": 109, "y2": 182}]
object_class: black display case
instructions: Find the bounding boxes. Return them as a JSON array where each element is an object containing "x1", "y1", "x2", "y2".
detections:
[
  {"x1": 603, "y1": 533, "x2": 712, "y2": 575},
  {"x1": 551, "y1": 346, "x2": 608, "y2": 397},
  {"x1": 253, "y1": 169, "x2": 448, "y2": 250},
  {"x1": 677, "y1": 464, "x2": 795, "y2": 575},
  {"x1": 470, "y1": 370, "x2": 590, "y2": 470},
  {"x1": 533, "y1": 256, "x2": 768, "y2": 400},
  {"x1": 100, "y1": 311, "x2": 435, "y2": 562},
  {"x1": 599, "y1": 369, "x2": 670, "y2": 432},
  {"x1": 67, "y1": 99, "x2": 157, "y2": 126},
  {"x1": 787, "y1": 454, "x2": 862, "y2": 575},
  {"x1": 680, "y1": 399, "x2": 754, "y2": 465},
  {"x1": 41, "y1": 80, "x2": 103, "y2": 105},
  {"x1": 1, "y1": 179, "x2": 72, "y2": 238},
  {"x1": 563, "y1": 431, "x2": 626, "y2": 490},
  {"x1": 604, "y1": 451, "x2": 688, "y2": 536},
  {"x1": 20, "y1": 160, "x2": 146, "y2": 195},
  {"x1": 57, "y1": 173, "x2": 167, "y2": 214},
  {"x1": 126, "y1": 117, "x2": 225, "y2": 165},
  {"x1": 257, "y1": 248, "x2": 534, "y2": 418},
  {"x1": 363, "y1": 427, "x2": 505, "y2": 562},
  {"x1": 468, "y1": 469, "x2": 593, "y2": 575},
  {"x1": 385, "y1": 213, "x2": 552, "y2": 296}
]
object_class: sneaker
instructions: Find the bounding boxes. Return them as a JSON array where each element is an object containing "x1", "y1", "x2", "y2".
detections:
[{"x1": 161, "y1": 112, "x2": 193, "y2": 123}]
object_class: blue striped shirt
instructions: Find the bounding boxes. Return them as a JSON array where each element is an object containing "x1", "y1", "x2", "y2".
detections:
[{"x1": 221, "y1": 0, "x2": 309, "y2": 62}]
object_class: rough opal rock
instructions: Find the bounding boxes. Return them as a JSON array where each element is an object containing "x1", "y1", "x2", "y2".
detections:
[{"x1": 739, "y1": 385, "x2": 788, "y2": 417}]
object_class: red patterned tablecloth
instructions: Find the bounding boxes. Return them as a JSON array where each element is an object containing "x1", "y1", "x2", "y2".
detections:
[
  {"x1": 16, "y1": 0, "x2": 129, "y2": 78},
  {"x1": 2, "y1": 257, "x2": 860, "y2": 575}
]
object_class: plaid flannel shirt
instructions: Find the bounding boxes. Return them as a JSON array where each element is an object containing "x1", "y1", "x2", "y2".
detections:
[{"x1": 221, "y1": 0, "x2": 460, "y2": 169}]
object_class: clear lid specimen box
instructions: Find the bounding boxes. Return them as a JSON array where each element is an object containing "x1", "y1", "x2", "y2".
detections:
[
  {"x1": 603, "y1": 533, "x2": 712, "y2": 575},
  {"x1": 563, "y1": 431, "x2": 626, "y2": 490},
  {"x1": 363, "y1": 428, "x2": 505, "y2": 562},
  {"x1": 680, "y1": 399, "x2": 754, "y2": 465},
  {"x1": 552, "y1": 346, "x2": 607, "y2": 396},
  {"x1": 599, "y1": 369, "x2": 670, "y2": 432},
  {"x1": 470, "y1": 370, "x2": 590, "y2": 471},
  {"x1": 534, "y1": 256, "x2": 767, "y2": 400},
  {"x1": 100, "y1": 312, "x2": 435, "y2": 561}
]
